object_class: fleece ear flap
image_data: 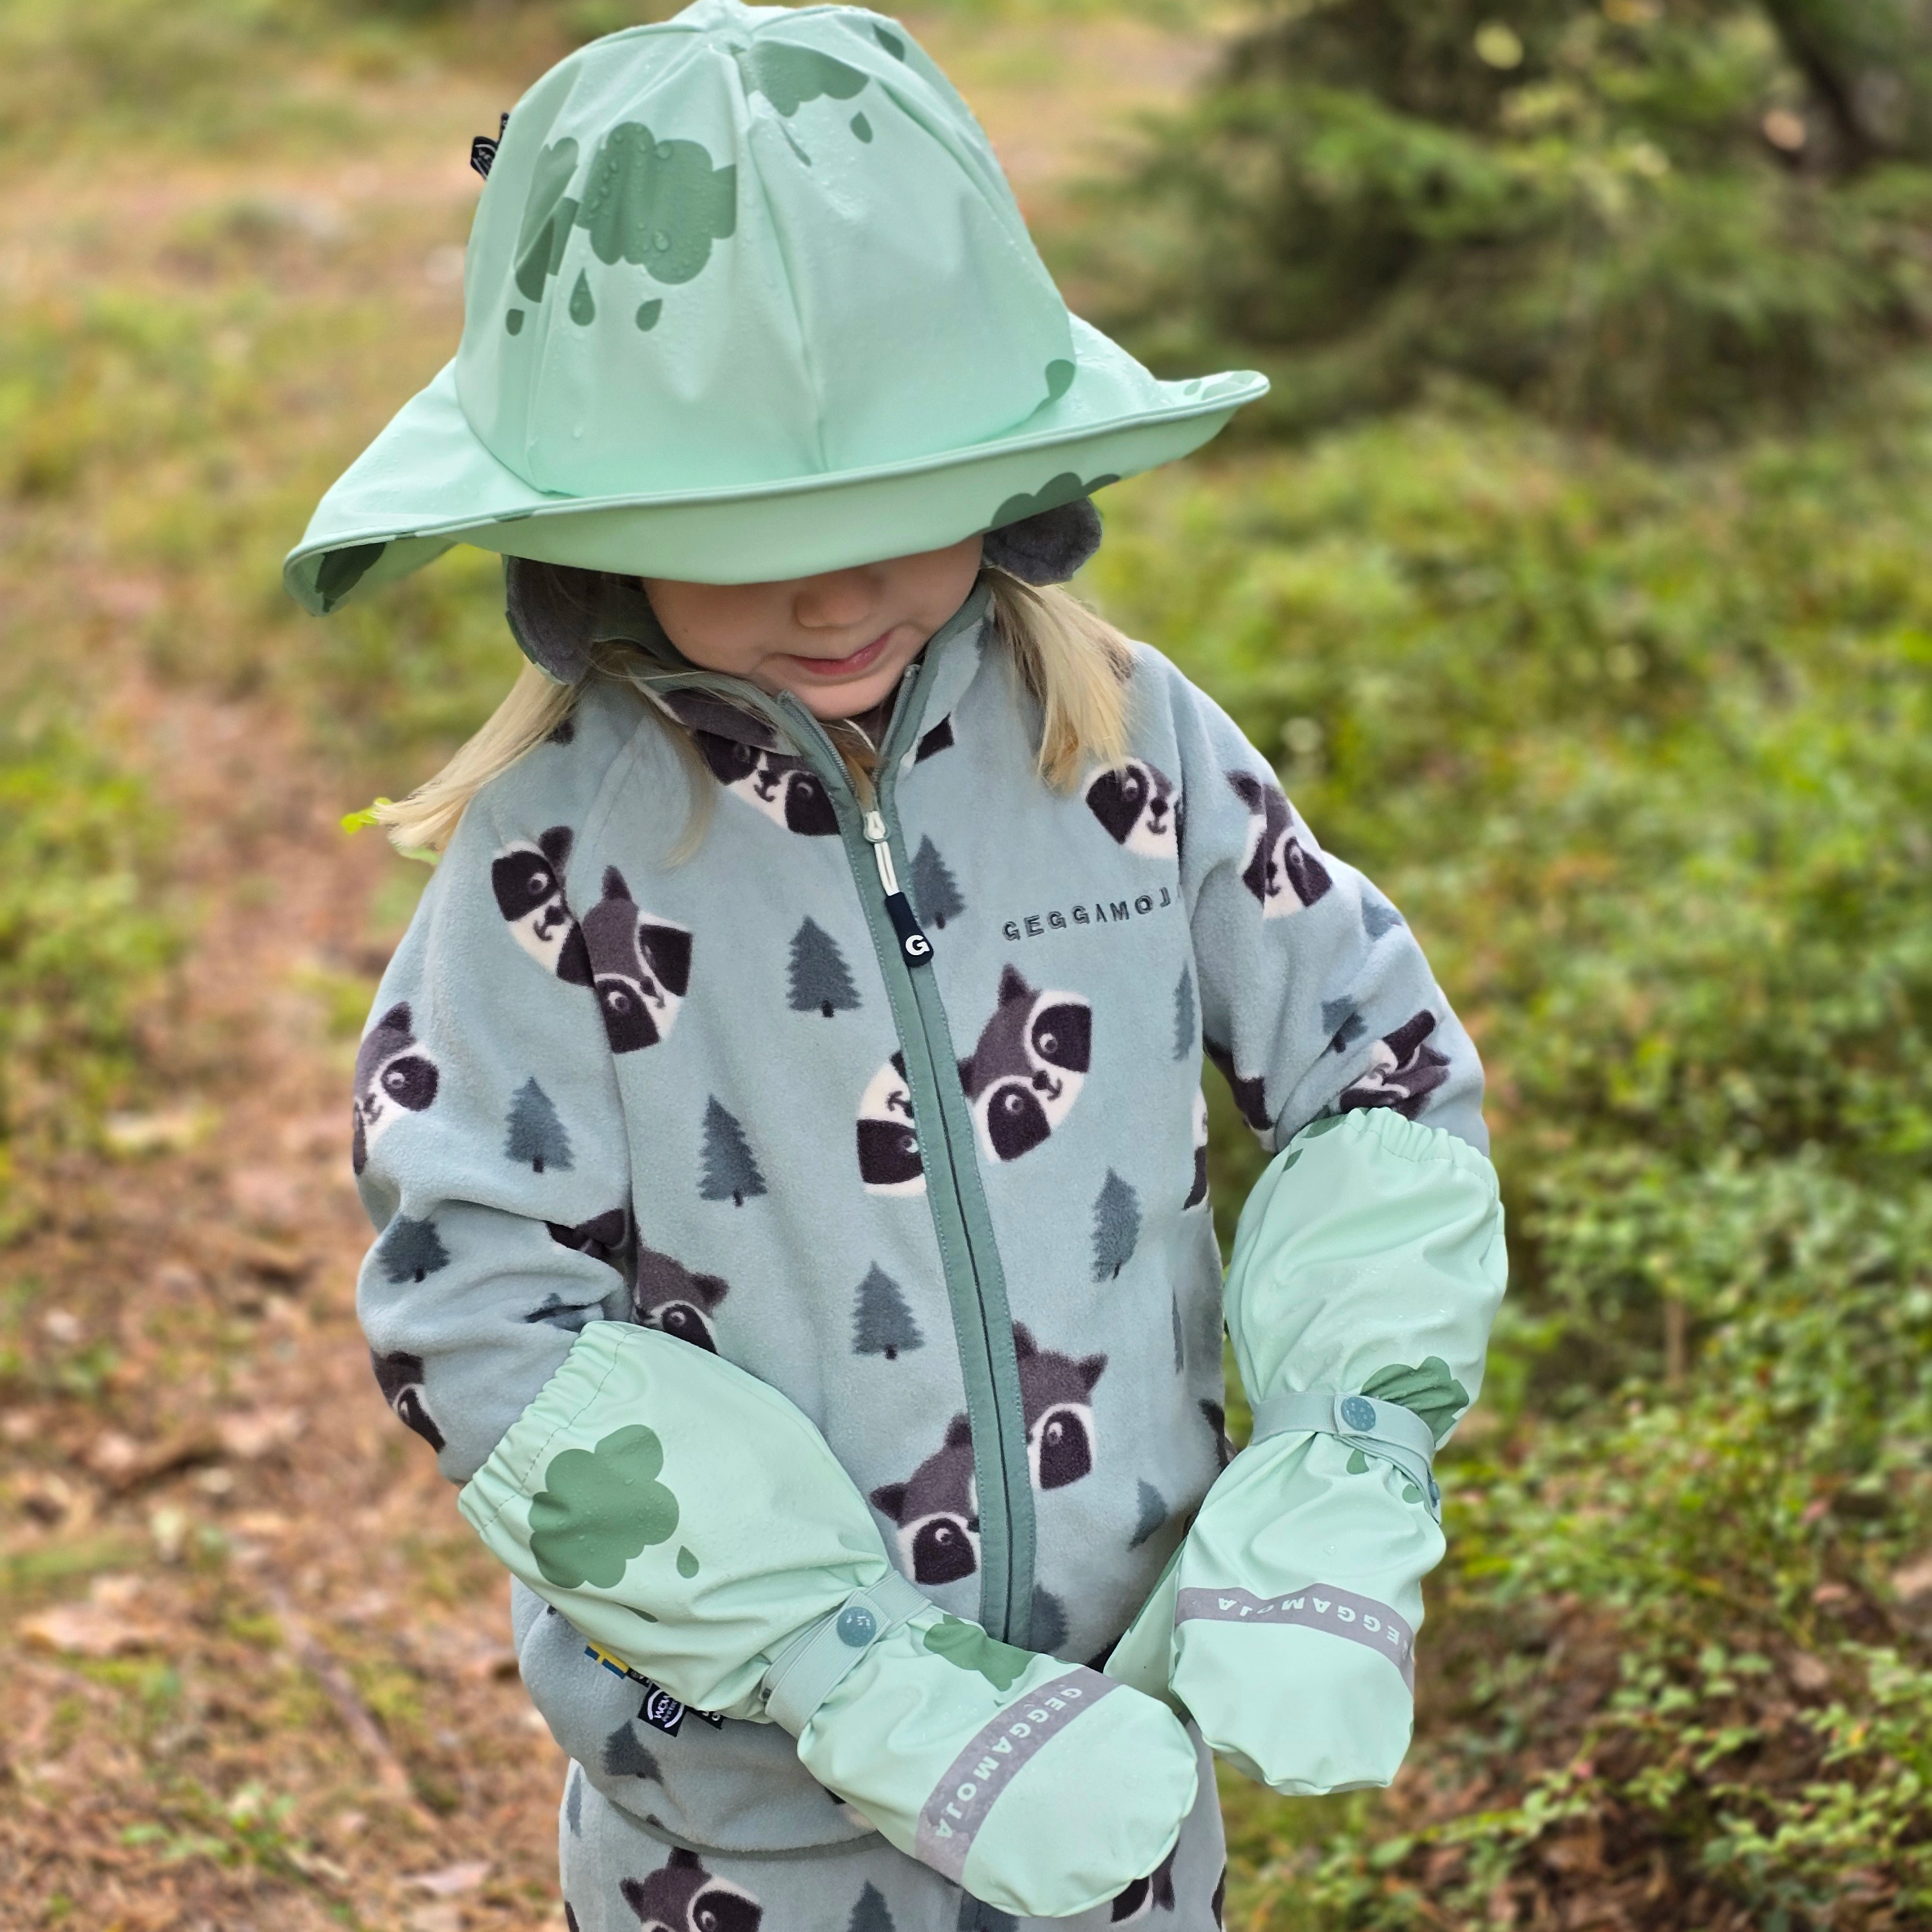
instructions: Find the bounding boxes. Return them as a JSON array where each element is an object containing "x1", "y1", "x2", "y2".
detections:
[
  {"x1": 504, "y1": 556, "x2": 604, "y2": 684},
  {"x1": 981, "y1": 496, "x2": 1103, "y2": 586}
]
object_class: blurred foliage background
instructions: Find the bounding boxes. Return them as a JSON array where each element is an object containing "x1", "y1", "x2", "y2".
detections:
[{"x1": 1, "y1": 0, "x2": 1929, "y2": 1926}]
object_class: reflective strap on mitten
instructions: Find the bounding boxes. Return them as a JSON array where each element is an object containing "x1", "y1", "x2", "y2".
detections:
[
  {"x1": 762, "y1": 1571, "x2": 929, "y2": 1733},
  {"x1": 1250, "y1": 1390, "x2": 1441, "y2": 1519}
]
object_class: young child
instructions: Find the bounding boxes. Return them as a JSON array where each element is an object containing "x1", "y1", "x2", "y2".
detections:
[{"x1": 285, "y1": 5, "x2": 1506, "y2": 1928}]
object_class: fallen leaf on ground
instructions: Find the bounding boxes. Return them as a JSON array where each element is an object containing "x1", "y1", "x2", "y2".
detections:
[
  {"x1": 18, "y1": 1574, "x2": 169, "y2": 1657},
  {"x1": 217, "y1": 1406, "x2": 305, "y2": 1459},
  {"x1": 1889, "y1": 1551, "x2": 1932, "y2": 1604},
  {"x1": 404, "y1": 1859, "x2": 491, "y2": 1897}
]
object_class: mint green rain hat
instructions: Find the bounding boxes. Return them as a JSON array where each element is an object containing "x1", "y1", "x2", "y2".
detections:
[{"x1": 283, "y1": 0, "x2": 1267, "y2": 612}]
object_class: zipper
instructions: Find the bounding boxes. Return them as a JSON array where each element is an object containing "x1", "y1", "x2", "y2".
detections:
[
  {"x1": 862, "y1": 809, "x2": 934, "y2": 969},
  {"x1": 745, "y1": 603, "x2": 1035, "y2": 1646}
]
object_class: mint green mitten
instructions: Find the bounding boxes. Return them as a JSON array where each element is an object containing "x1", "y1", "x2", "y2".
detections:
[
  {"x1": 1109, "y1": 1106, "x2": 1506, "y2": 1795},
  {"x1": 460, "y1": 1321, "x2": 1197, "y2": 1917}
]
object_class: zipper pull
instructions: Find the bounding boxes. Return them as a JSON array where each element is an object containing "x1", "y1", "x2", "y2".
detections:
[{"x1": 864, "y1": 812, "x2": 933, "y2": 969}]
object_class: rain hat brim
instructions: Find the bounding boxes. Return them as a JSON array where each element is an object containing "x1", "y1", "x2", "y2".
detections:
[{"x1": 283, "y1": 321, "x2": 1265, "y2": 612}]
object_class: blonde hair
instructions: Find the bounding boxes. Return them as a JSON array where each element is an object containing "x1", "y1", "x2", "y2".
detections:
[{"x1": 375, "y1": 571, "x2": 1133, "y2": 857}]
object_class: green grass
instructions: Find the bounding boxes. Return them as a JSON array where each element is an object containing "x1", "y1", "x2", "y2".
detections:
[{"x1": 1084, "y1": 383, "x2": 1932, "y2": 1926}]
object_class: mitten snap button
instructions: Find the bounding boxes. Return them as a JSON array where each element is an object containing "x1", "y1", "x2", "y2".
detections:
[
  {"x1": 836, "y1": 1605, "x2": 878, "y2": 1647},
  {"x1": 1340, "y1": 1395, "x2": 1376, "y2": 1432}
]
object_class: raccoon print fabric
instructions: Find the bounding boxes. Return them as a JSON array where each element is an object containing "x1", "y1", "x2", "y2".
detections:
[
  {"x1": 871, "y1": 1325, "x2": 1107, "y2": 1585},
  {"x1": 494, "y1": 826, "x2": 592, "y2": 985},
  {"x1": 1014, "y1": 1323, "x2": 1106, "y2": 1491},
  {"x1": 631, "y1": 1242, "x2": 729, "y2": 1352},
  {"x1": 352, "y1": 1002, "x2": 439, "y2": 1175},
  {"x1": 958, "y1": 966, "x2": 1092, "y2": 1164},
  {"x1": 870, "y1": 1412, "x2": 979, "y2": 1586},
  {"x1": 582, "y1": 869, "x2": 692, "y2": 1054},
  {"x1": 692, "y1": 729, "x2": 839, "y2": 837},
  {"x1": 1338, "y1": 1010, "x2": 1452, "y2": 1120},
  {"x1": 857, "y1": 1052, "x2": 923, "y2": 1195},
  {"x1": 1084, "y1": 759, "x2": 1179, "y2": 860},
  {"x1": 370, "y1": 1348, "x2": 444, "y2": 1452},
  {"x1": 1226, "y1": 768, "x2": 1332, "y2": 917},
  {"x1": 618, "y1": 1846, "x2": 762, "y2": 1932}
]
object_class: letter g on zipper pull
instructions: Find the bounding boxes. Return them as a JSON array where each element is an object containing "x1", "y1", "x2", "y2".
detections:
[{"x1": 864, "y1": 811, "x2": 933, "y2": 967}]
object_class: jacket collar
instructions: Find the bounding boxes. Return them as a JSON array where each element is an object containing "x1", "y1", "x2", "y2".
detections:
[{"x1": 587, "y1": 577, "x2": 994, "y2": 759}]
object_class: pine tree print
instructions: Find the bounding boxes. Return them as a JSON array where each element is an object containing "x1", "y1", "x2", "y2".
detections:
[
  {"x1": 848, "y1": 1882, "x2": 896, "y2": 1932},
  {"x1": 788, "y1": 917, "x2": 860, "y2": 1018},
  {"x1": 1130, "y1": 1481, "x2": 1166, "y2": 1549},
  {"x1": 1172, "y1": 964, "x2": 1197, "y2": 1061},
  {"x1": 504, "y1": 1078, "x2": 574, "y2": 1174},
  {"x1": 377, "y1": 1215, "x2": 450, "y2": 1284},
  {"x1": 909, "y1": 836, "x2": 965, "y2": 930},
  {"x1": 699, "y1": 1096, "x2": 766, "y2": 1206},
  {"x1": 1090, "y1": 1170, "x2": 1142, "y2": 1280},
  {"x1": 852, "y1": 1264, "x2": 923, "y2": 1359}
]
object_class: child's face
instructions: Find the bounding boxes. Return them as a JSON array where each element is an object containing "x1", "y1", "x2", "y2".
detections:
[{"x1": 641, "y1": 536, "x2": 984, "y2": 721}]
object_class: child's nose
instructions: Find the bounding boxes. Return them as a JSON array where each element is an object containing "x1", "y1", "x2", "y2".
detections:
[{"x1": 791, "y1": 568, "x2": 878, "y2": 631}]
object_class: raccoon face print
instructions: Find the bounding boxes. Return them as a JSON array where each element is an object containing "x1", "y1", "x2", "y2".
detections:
[
  {"x1": 1226, "y1": 770, "x2": 1333, "y2": 918},
  {"x1": 959, "y1": 966, "x2": 1092, "y2": 1164},
  {"x1": 547, "y1": 1207, "x2": 632, "y2": 1269},
  {"x1": 693, "y1": 730, "x2": 838, "y2": 837},
  {"x1": 1186, "y1": 1086, "x2": 1209, "y2": 1209},
  {"x1": 1110, "y1": 1843, "x2": 1178, "y2": 1922},
  {"x1": 870, "y1": 1414, "x2": 980, "y2": 1586},
  {"x1": 1339, "y1": 1010, "x2": 1452, "y2": 1119},
  {"x1": 1085, "y1": 759, "x2": 1179, "y2": 860},
  {"x1": 632, "y1": 1242, "x2": 729, "y2": 1352},
  {"x1": 352, "y1": 1002, "x2": 440, "y2": 1175},
  {"x1": 620, "y1": 1848, "x2": 762, "y2": 1932},
  {"x1": 491, "y1": 825, "x2": 591, "y2": 985},
  {"x1": 857, "y1": 1052, "x2": 923, "y2": 1196},
  {"x1": 1203, "y1": 1037, "x2": 1271, "y2": 1137},
  {"x1": 581, "y1": 868, "x2": 694, "y2": 1054},
  {"x1": 370, "y1": 1349, "x2": 444, "y2": 1452},
  {"x1": 1014, "y1": 1323, "x2": 1107, "y2": 1490}
]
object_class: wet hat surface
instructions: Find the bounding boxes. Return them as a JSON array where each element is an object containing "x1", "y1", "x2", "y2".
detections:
[{"x1": 285, "y1": 0, "x2": 1265, "y2": 611}]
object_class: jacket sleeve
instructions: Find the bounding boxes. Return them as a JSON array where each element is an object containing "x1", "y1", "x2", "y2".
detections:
[
  {"x1": 351, "y1": 787, "x2": 635, "y2": 1487},
  {"x1": 1103, "y1": 658, "x2": 1506, "y2": 1793},
  {"x1": 1156, "y1": 654, "x2": 1488, "y2": 1157}
]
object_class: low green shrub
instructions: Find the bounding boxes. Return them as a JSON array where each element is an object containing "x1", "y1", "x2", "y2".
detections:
[{"x1": 1088, "y1": 380, "x2": 1932, "y2": 1926}]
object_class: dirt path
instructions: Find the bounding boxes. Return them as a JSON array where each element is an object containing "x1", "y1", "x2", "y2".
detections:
[{"x1": 1, "y1": 683, "x2": 570, "y2": 1931}]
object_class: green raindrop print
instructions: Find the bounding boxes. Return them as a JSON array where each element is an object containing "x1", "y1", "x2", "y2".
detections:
[
  {"x1": 851, "y1": 111, "x2": 873, "y2": 142},
  {"x1": 569, "y1": 268, "x2": 596, "y2": 325},
  {"x1": 1045, "y1": 358, "x2": 1075, "y2": 401},
  {"x1": 635, "y1": 299, "x2": 663, "y2": 332},
  {"x1": 676, "y1": 1545, "x2": 699, "y2": 1578},
  {"x1": 513, "y1": 137, "x2": 580, "y2": 303},
  {"x1": 874, "y1": 24, "x2": 905, "y2": 57},
  {"x1": 506, "y1": 308, "x2": 525, "y2": 335}
]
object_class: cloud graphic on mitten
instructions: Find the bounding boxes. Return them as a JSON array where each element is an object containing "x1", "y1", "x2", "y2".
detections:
[
  {"x1": 529, "y1": 1425, "x2": 680, "y2": 1589},
  {"x1": 1361, "y1": 1356, "x2": 1470, "y2": 1444},
  {"x1": 922, "y1": 1614, "x2": 1030, "y2": 1692}
]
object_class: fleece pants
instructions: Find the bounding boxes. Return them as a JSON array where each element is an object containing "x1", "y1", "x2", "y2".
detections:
[{"x1": 557, "y1": 1730, "x2": 1227, "y2": 1932}]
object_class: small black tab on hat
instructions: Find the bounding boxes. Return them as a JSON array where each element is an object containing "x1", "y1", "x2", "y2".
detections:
[{"x1": 469, "y1": 111, "x2": 509, "y2": 180}]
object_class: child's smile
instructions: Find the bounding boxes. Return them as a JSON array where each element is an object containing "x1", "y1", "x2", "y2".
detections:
[{"x1": 639, "y1": 535, "x2": 984, "y2": 722}]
